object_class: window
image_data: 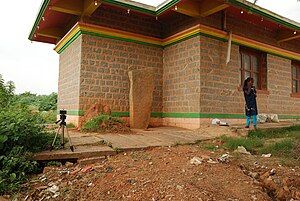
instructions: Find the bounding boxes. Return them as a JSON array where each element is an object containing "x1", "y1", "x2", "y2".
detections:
[
  {"x1": 292, "y1": 61, "x2": 300, "y2": 94},
  {"x1": 240, "y1": 47, "x2": 267, "y2": 90}
]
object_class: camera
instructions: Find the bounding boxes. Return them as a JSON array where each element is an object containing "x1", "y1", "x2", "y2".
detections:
[
  {"x1": 56, "y1": 109, "x2": 67, "y2": 125},
  {"x1": 59, "y1": 110, "x2": 67, "y2": 115}
]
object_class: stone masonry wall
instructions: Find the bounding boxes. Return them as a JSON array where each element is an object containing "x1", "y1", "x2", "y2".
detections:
[
  {"x1": 79, "y1": 34, "x2": 163, "y2": 113},
  {"x1": 200, "y1": 35, "x2": 300, "y2": 117},
  {"x1": 58, "y1": 36, "x2": 82, "y2": 122},
  {"x1": 163, "y1": 36, "x2": 200, "y2": 113},
  {"x1": 200, "y1": 36, "x2": 243, "y2": 115},
  {"x1": 267, "y1": 55, "x2": 300, "y2": 115}
]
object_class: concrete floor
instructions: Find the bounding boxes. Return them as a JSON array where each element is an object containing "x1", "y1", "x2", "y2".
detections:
[
  {"x1": 34, "y1": 126, "x2": 231, "y2": 161},
  {"x1": 34, "y1": 122, "x2": 299, "y2": 161}
]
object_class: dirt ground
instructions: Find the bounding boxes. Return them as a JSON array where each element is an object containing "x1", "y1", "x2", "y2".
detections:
[{"x1": 13, "y1": 141, "x2": 300, "y2": 201}]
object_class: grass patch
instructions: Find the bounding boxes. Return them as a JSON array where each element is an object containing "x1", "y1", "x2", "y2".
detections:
[
  {"x1": 203, "y1": 144, "x2": 218, "y2": 151},
  {"x1": 218, "y1": 126, "x2": 300, "y2": 162},
  {"x1": 82, "y1": 114, "x2": 130, "y2": 133},
  {"x1": 248, "y1": 126, "x2": 300, "y2": 139},
  {"x1": 221, "y1": 136, "x2": 263, "y2": 153},
  {"x1": 67, "y1": 123, "x2": 76, "y2": 128}
]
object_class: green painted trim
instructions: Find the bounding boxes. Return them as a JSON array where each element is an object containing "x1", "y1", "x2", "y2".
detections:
[
  {"x1": 156, "y1": 0, "x2": 181, "y2": 15},
  {"x1": 162, "y1": 113, "x2": 200, "y2": 118},
  {"x1": 200, "y1": 113, "x2": 245, "y2": 119},
  {"x1": 81, "y1": 30, "x2": 162, "y2": 47},
  {"x1": 103, "y1": 0, "x2": 156, "y2": 15},
  {"x1": 57, "y1": 110, "x2": 85, "y2": 116},
  {"x1": 111, "y1": 112, "x2": 130, "y2": 117},
  {"x1": 57, "y1": 31, "x2": 82, "y2": 54},
  {"x1": 278, "y1": 115, "x2": 300, "y2": 119},
  {"x1": 28, "y1": 0, "x2": 50, "y2": 40},
  {"x1": 228, "y1": 0, "x2": 300, "y2": 31},
  {"x1": 151, "y1": 112, "x2": 163, "y2": 118}
]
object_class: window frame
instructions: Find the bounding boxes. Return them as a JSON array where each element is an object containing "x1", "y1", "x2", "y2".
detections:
[
  {"x1": 291, "y1": 61, "x2": 300, "y2": 95},
  {"x1": 240, "y1": 47, "x2": 267, "y2": 91}
]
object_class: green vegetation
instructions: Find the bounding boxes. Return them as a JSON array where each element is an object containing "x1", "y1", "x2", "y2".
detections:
[
  {"x1": 83, "y1": 114, "x2": 127, "y2": 132},
  {"x1": 221, "y1": 126, "x2": 300, "y2": 160},
  {"x1": 221, "y1": 136, "x2": 263, "y2": 153},
  {"x1": 15, "y1": 92, "x2": 57, "y2": 111},
  {"x1": 248, "y1": 125, "x2": 300, "y2": 139},
  {"x1": 15, "y1": 92, "x2": 57, "y2": 124},
  {"x1": 0, "y1": 75, "x2": 58, "y2": 194}
]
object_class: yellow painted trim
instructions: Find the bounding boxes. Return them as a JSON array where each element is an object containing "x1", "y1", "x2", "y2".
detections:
[{"x1": 54, "y1": 22, "x2": 300, "y2": 61}]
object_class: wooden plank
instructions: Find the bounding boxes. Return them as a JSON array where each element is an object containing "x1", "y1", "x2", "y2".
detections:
[
  {"x1": 50, "y1": 0, "x2": 83, "y2": 15},
  {"x1": 278, "y1": 30, "x2": 300, "y2": 43},
  {"x1": 200, "y1": 0, "x2": 229, "y2": 17},
  {"x1": 83, "y1": 0, "x2": 101, "y2": 17},
  {"x1": 37, "y1": 27, "x2": 65, "y2": 39}
]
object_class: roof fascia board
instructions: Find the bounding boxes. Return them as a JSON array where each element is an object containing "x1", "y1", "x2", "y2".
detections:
[
  {"x1": 228, "y1": 0, "x2": 300, "y2": 31},
  {"x1": 28, "y1": 0, "x2": 50, "y2": 40}
]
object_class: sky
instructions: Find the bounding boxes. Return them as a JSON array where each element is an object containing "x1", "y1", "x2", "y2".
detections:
[{"x1": 0, "y1": 0, "x2": 299, "y2": 95}]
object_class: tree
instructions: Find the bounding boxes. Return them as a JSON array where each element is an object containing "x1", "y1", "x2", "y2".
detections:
[{"x1": 0, "y1": 75, "x2": 15, "y2": 109}]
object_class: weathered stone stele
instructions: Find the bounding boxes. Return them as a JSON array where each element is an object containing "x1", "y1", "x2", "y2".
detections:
[{"x1": 128, "y1": 69, "x2": 155, "y2": 129}]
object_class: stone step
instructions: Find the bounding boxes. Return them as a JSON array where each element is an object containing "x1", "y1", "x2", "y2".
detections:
[{"x1": 33, "y1": 145, "x2": 116, "y2": 161}]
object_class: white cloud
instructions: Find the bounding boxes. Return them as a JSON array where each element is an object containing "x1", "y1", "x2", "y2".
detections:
[{"x1": 0, "y1": 0, "x2": 299, "y2": 94}]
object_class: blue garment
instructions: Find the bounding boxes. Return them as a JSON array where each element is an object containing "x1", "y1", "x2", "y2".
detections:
[
  {"x1": 243, "y1": 86, "x2": 258, "y2": 116},
  {"x1": 246, "y1": 115, "x2": 257, "y2": 127}
]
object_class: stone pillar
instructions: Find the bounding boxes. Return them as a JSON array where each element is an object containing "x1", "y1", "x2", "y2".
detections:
[{"x1": 128, "y1": 69, "x2": 155, "y2": 129}]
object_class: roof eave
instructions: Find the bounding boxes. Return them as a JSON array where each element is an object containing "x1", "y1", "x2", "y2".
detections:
[
  {"x1": 28, "y1": 0, "x2": 50, "y2": 41},
  {"x1": 227, "y1": 0, "x2": 300, "y2": 31}
]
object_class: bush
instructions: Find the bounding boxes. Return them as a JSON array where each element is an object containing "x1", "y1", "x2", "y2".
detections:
[
  {"x1": 82, "y1": 114, "x2": 129, "y2": 133},
  {"x1": 0, "y1": 75, "x2": 59, "y2": 194},
  {"x1": 0, "y1": 106, "x2": 57, "y2": 194},
  {"x1": 0, "y1": 106, "x2": 55, "y2": 154},
  {"x1": 0, "y1": 147, "x2": 38, "y2": 194},
  {"x1": 0, "y1": 75, "x2": 15, "y2": 108},
  {"x1": 39, "y1": 110, "x2": 57, "y2": 124},
  {"x1": 15, "y1": 92, "x2": 57, "y2": 112}
]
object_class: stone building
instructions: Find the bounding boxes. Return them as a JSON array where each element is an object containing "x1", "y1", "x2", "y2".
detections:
[{"x1": 29, "y1": 0, "x2": 300, "y2": 129}]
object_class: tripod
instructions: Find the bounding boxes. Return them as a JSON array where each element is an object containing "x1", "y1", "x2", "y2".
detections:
[{"x1": 51, "y1": 112, "x2": 74, "y2": 152}]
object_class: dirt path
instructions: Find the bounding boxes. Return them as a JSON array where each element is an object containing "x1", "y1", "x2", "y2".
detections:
[{"x1": 15, "y1": 142, "x2": 300, "y2": 201}]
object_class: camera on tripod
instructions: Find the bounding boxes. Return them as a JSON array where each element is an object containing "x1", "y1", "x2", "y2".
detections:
[
  {"x1": 56, "y1": 110, "x2": 67, "y2": 125},
  {"x1": 51, "y1": 109, "x2": 74, "y2": 152}
]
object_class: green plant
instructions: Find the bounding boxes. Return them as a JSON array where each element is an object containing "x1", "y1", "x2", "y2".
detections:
[
  {"x1": 0, "y1": 147, "x2": 38, "y2": 194},
  {"x1": 82, "y1": 114, "x2": 126, "y2": 132},
  {"x1": 0, "y1": 75, "x2": 60, "y2": 194},
  {"x1": 259, "y1": 139, "x2": 295, "y2": 158},
  {"x1": 248, "y1": 126, "x2": 300, "y2": 139},
  {"x1": 39, "y1": 110, "x2": 57, "y2": 124},
  {"x1": 46, "y1": 161, "x2": 62, "y2": 167},
  {"x1": 0, "y1": 75, "x2": 15, "y2": 109},
  {"x1": 67, "y1": 123, "x2": 76, "y2": 128},
  {"x1": 15, "y1": 92, "x2": 57, "y2": 112},
  {"x1": 221, "y1": 135, "x2": 263, "y2": 153}
]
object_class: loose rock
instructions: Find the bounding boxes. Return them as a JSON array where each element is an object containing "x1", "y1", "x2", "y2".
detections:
[
  {"x1": 190, "y1": 157, "x2": 203, "y2": 165},
  {"x1": 234, "y1": 146, "x2": 251, "y2": 155}
]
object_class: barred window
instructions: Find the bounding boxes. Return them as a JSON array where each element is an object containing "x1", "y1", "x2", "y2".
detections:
[
  {"x1": 240, "y1": 47, "x2": 267, "y2": 90},
  {"x1": 292, "y1": 61, "x2": 300, "y2": 94}
]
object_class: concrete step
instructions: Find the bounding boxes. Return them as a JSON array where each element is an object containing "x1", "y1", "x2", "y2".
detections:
[{"x1": 33, "y1": 145, "x2": 116, "y2": 161}]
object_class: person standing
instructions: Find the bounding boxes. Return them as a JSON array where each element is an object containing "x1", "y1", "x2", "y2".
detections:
[{"x1": 243, "y1": 77, "x2": 258, "y2": 129}]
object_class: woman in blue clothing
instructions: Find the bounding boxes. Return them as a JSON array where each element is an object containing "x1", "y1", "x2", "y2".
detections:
[{"x1": 243, "y1": 77, "x2": 258, "y2": 129}]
